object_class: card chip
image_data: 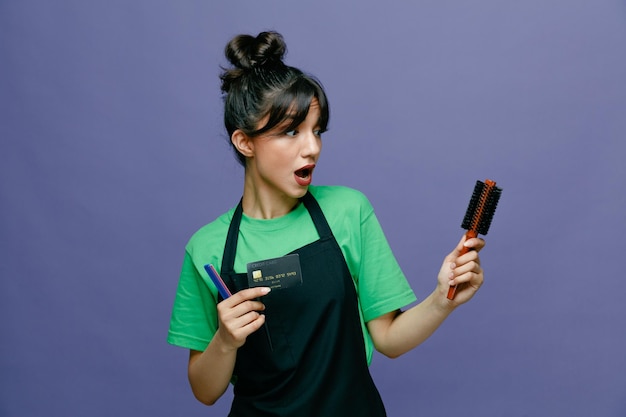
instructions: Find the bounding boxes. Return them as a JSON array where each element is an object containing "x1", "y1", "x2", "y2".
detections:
[{"x1": 252, "y1": 270, "x2": 262, "y2": 280}]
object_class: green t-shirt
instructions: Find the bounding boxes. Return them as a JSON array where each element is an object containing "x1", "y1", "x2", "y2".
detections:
[{"x1": 167, "y1": 185, "x2": 417, "y2": 364}]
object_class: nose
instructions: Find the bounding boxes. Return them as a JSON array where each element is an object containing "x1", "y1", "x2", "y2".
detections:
[{"x1": 301, "y1": 130, "x2": 322, "y2": 159}]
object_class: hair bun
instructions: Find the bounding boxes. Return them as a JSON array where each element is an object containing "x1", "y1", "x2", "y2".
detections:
[{"x1": 225, "y1": 31, "x2": 287, "y2": 70}]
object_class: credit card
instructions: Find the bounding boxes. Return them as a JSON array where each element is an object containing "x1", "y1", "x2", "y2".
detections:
[{"x1": 246, "y1": 254, "x2": 302, "y2": 290}]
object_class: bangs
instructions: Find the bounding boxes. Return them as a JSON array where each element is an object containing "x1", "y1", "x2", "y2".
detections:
[{"x1": 253, "y1": 75, "x2": 329, "y2": 136}]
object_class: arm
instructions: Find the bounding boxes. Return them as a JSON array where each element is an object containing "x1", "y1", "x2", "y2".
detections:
[
  {"x1": 187, "y1": 286, "x2": 270, "y2": 405},
  {"x1": 366, "y1": 235, "x2": 484, "y2": 358}
]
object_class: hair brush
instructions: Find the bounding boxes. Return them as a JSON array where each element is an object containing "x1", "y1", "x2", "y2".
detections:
[{"x1": 447, "y1": 179, "x2": 502, "y2": 300}]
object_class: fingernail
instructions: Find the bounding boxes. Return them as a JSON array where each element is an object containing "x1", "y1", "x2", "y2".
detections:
[
  {"x1": 261, "y1": 287, "x2": 271, "y2": 294},
  {"x1": 450, "y1": 262, "x2": 456, "y2": 269}
]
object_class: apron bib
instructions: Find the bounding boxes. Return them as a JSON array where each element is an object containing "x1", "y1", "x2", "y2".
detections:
[{"x1": 220, "y1": 192, "x2": 387, "y2": 417}]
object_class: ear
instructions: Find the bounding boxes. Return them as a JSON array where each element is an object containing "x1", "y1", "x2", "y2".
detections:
[{"x1": 231, "y1": 129, "x2": 254, "y2": 159}]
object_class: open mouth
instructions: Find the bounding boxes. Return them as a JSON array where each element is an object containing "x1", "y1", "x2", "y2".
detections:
[
  {"x1": 294, "y1": 164, "x2": 315, "y2": 186},
  {"x1": 295, "y1": 167, "x2": 311, "y2": 178}
]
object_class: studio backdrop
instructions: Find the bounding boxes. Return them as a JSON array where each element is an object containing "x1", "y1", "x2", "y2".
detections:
[{"x1": 1, "y1": 1, "x2": 625, "y2": 416}]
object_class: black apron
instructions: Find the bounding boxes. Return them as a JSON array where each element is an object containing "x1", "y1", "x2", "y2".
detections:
[{"x1": 220, "y1": 191, "x2": 387, "y2": 417}]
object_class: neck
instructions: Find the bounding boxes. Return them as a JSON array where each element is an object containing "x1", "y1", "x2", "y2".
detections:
[{"x1": 241, "y1": 178, "x2": 301, "y2": 220}]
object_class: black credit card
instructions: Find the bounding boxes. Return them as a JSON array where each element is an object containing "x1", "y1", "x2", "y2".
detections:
[{"x1": 246, "y1": 254, "x2": 302, "y2": 290}]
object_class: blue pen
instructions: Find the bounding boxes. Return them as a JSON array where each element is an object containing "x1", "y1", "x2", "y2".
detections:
[{"x1": 204, "y1": 264, "x2": 232, "y2": 299}]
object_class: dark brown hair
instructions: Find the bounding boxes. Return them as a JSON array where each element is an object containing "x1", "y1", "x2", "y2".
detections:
[{"x1": 220, "y1": 31, "x2": 330, "y2": 165}]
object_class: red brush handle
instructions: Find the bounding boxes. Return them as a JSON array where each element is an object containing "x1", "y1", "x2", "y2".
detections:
[{"x1": 446, "y1": 230, "x2": 477, "y2": 299}]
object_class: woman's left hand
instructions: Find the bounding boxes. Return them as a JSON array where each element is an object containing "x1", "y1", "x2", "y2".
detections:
[{"x1": 437, "y1": 235, "x2": 485, "y2": 306}]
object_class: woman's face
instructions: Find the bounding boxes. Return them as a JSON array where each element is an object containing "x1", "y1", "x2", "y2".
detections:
[{"x1": 246, "y1": 98, "x2": 323, "y2": 204}]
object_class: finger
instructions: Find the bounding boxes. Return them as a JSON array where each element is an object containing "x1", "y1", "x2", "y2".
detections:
[
  {"x1": 450, "y1": 266, "x2": 483, "y2": 287},
  {"x1": 229, "y1": 313, "x2": 267, "y2": 345},
  {"x1": 463, "y1": 237, "x2": 486, "y2": 252},
  {"x1": 451, "y1": 261, "x2": 481, "y2": 280},
  {"x1": 449, "y1": 272, "x2": 482, "y2": 289},
  {"x1": 230, "y1": 287, "x2": 272, "y2": 303},
  {"x1": 219, "y1": 286, "x2": 270, "y2": 308},
  {"x1": 444, "y1": 235, "x2": 469, "y2": 263},
  {"x1": 455, "y1": 249, "x2": 481, "y2": 266},
  {"x1": 219, "y1": 298, "x2": 266, "y2": 322},
  {"x1": 240, "y1": 312, "x2": 266, "y2": 333},
  {"x1": 219, "y1": 311, "x2": 267, "y2": 348},
  {"x1": 229, "y1": 310, "x2": 265, "y2": 330}
]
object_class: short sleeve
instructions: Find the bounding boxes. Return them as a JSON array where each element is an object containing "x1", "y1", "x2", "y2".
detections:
[
  {"x1": 167, "y1": 250, "x2": 219, "y2": 352},
  {"x1": 355, "y1": 200, "x2": 417, "y2": 322}
]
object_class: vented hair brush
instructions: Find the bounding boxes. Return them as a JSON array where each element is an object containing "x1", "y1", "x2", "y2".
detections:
[{"x1": 447, "y1": 179, "x2": 502, "y2": 300}]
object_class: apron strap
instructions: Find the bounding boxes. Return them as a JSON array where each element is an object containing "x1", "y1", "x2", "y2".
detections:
[
  {"x1": 300, "y1": 191, "x2": 333, "y2": 240},
  {"x1": 221, "y1": 198, "x2": 243, "y2": 276}
]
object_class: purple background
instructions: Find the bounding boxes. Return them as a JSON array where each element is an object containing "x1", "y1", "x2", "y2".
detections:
[{"x1": 1, "y1": 1, "x2": 625, "y2": 416}]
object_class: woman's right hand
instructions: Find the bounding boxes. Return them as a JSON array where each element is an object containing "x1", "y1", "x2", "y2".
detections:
[
  {"x1": 214, "y1": 287, "x2": 271, "y2": 350},
  {"x1": 188, "y1": 286, "x2": 270, "y2": 405}
]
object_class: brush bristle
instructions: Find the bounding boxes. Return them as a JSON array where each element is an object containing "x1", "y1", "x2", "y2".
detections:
[
  {"x1": 461, "y1": 181, "x2": 484, "y2": 230},
  {"x1": 461, "y1": 180, "x2": 502, "y2": 235}
]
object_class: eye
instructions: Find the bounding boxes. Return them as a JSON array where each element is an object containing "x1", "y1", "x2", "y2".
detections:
[
  {"x1": 285, "y1": 130, "x2": 298, "y2": 137},
  {"x1": 313, "y1": 129, "x2": 324, "y2": 137}
]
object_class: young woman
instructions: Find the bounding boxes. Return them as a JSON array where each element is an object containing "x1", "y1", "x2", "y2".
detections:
[{"x1": 168, "y1": 31, "x2": 485, "y2": 417}]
